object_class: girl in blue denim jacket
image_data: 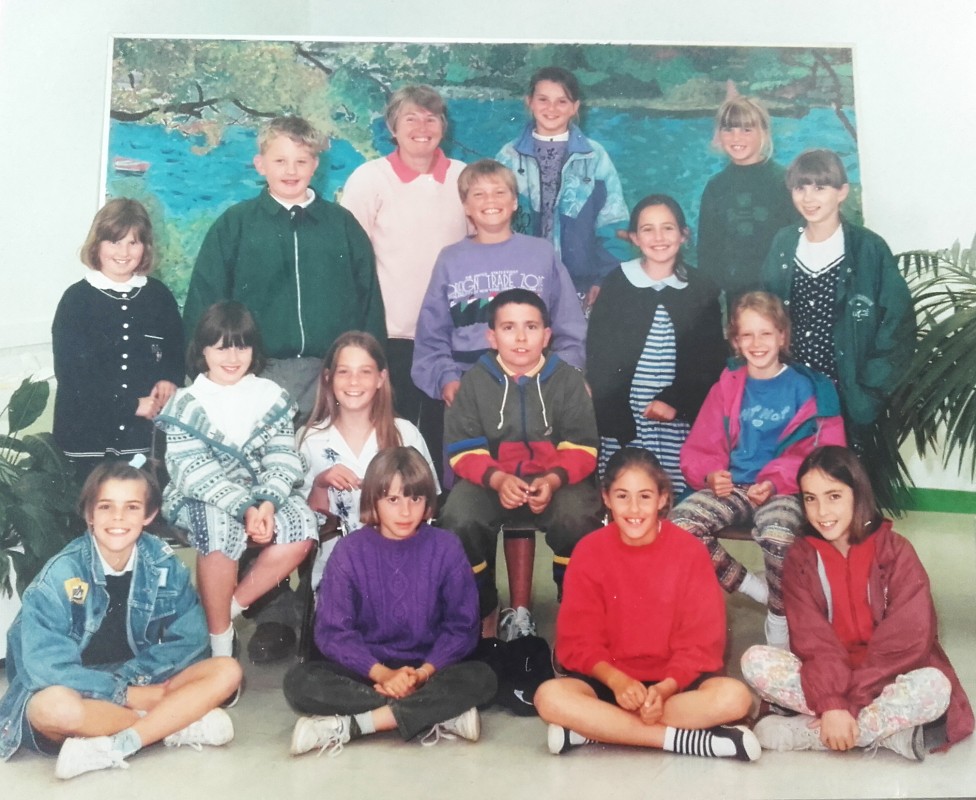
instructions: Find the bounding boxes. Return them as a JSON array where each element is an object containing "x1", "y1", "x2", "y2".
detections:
[{"x1": 0, "y1": 462, "x2": 241, "y2": 779}]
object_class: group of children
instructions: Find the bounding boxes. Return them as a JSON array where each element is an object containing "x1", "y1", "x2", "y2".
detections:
[{"x1": 3, "y1": 65, "x2": 971, "y2": 780}]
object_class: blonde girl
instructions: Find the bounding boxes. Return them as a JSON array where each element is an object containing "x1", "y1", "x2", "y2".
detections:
[
  {"x1": 697, "y1": 96, "x2": 797, "y2": 308},
  {"x1": 671, "y1": 292, "x2": 846, "y2": 648}
]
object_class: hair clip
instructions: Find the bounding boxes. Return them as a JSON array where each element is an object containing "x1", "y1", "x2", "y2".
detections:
[{"x1": 129, "y1": 453, "x2": 147, "y2": 469}]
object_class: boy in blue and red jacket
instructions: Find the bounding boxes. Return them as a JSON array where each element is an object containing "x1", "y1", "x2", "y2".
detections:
[{"x1": 438, "y1": 289, "x2": 601, "y2": 640}]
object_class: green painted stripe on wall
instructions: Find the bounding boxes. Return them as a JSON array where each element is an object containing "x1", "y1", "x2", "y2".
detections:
[{"x1": 907, "y1": 489, "x2": 976, "y2": 514}]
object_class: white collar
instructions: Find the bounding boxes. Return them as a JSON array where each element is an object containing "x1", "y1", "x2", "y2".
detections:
[
  {"x1": 621, "y1": 259, "x2": 687, "y2": 290},
  {"x1": 96, "y1": 543, "x2": 137, "y2": 576},
  {"x1": 85, "y1": 271, "x2": 148, "y2": 291},
  {"x1": 270, "y1": 188, "x2": 315, "y2": 209},
  {"x1": 532, "y1": 130, "x2": 570, "y2": 143}
]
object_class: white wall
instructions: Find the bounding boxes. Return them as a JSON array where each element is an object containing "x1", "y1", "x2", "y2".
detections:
[{"x1": 1, "y1": 0, "x2": 973, "y2": 488}]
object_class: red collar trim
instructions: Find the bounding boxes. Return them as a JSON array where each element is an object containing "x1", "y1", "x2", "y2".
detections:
[{"x1": 387, "y1": 148, "x2": 449, "y2": 184}]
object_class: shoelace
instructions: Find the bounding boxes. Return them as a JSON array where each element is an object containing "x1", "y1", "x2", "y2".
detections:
[
  {"x1": 420, "y1": 723, "x2": 458, "y2": 747},
  {"x1": 314, "y1": 719, "x2": 347, "y2": 758}
]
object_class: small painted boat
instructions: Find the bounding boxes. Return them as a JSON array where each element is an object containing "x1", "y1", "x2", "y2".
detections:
[{"x1": 113, "y1": 156, "x2": 150, "y2": 175}]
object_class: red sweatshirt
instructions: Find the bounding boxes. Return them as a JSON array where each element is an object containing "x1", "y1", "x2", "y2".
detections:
[{"x1": 556, "y1": 521, "x2": 725, "y2": 690}]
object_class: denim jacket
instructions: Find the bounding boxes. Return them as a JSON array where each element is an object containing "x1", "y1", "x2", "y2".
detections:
[{"x1": 0, "y1": 531, "x2": 208, "y2": 759}]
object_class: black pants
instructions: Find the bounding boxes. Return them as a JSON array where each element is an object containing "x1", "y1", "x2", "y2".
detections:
[
  {"x1": 386, "y1": 338, "x2": 423, "y2": 425},
  {"x1": 283, "y1": 658, "x2": 497, "y2": 740}
]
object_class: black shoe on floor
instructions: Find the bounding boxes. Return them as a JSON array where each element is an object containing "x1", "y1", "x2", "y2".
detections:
[{"x1": 248, "y1": 621, "x2": 296, "y2": 663}]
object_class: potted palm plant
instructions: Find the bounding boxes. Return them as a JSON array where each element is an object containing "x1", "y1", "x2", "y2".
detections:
[
  {"x1": 0, "y1": 377, "x2": 80, "y2": 600},
  {"x1": 891, "y1": 234, "x2": 976, "y2": 482}
]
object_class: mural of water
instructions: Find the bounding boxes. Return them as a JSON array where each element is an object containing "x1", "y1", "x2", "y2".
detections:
[{"x1": 107, "y1": 99, "x2": 857, "y2": 300}]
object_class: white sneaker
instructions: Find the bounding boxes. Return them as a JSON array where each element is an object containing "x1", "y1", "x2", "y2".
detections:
[
  {"x1": 547, "y1": 723, "x2": 593, "y2": 755},
  {"x1": 55, "y1": 736, "x2": 129, "y2": 780},
  {"x1": 164, "y1": 708, "x2": 235, "y2": 750},
  {"x1": 878, "y1": 725, "x2": 925, "y2": 761},
  {"x1": 421, "y1": 707, "x2": 480, "y2": 746},
  {"x1": 290, "y1": 715, "x2": 350, "y2": 757},
  {"x1": 753, "y1": 714, "x2": 827, "y2": 752},
  {"x1": 499, "y1": 606, "x2": 537, "y2": 641}
]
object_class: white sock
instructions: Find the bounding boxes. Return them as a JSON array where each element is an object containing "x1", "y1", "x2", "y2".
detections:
[
  {"x1": 109, "y1": 727, "x2": 142, "y2": 757},
  {"x1": 566, "y1": 729, "x2": 588, "y2": 746},
  {"x1": 210, "y1": 623, "x2": 235, "y2": 657},
  {"x1": 352, "y1": 712, "x2": 376, "y2": 736},
  {"x1": 230, "y1": 596, "x2": 248, "y2": 620},
  {"x1": 737, "y1": 571, "x2": 769, "y2": 605},
  {"x1": 764, "y1": 612, "x2": 790, "y2": 649}
]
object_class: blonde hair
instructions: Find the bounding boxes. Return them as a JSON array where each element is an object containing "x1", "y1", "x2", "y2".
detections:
[
  {"x1": 456, "y1": 159, "x2": 518, "y2": 202},
  {"x1": 302, "y1": 332, "x2": 401, "y2": 451},
  {"x1": 727, "y1": 291, "x2": 792, "y2": 359},
  {"x1": 257, "y1": 116, "x2": 327, "y2": 154},
  {"x1": 80, "y1": 198, "x2": 155, "y2": 274},
  {"x1": 712, "y1": 96, "x2": 773, "y2": 161}
]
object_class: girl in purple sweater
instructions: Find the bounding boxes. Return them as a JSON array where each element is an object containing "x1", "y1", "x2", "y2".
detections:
[{"x1": 283, "y1": 447, "x2": 496, "y2": 754}]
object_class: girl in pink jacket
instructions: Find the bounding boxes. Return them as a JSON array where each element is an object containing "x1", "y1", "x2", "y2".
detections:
[{"x1": 671, "y1": 292, "x2": 845, "y2": 648}]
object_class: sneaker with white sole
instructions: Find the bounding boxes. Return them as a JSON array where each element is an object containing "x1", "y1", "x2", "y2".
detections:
[
  {"x1": 421, "y1": 707, "x2": 480, "y2": 746},
  {"x1": 290, "y1": 715, "x2": 350, "y2": 757},
  {"x1": 547, "y1": 723, "x2": 593, "y2": 755},
  {"x1": 164, "y1": 708, "x2": 235, "y2": 750},
  {"x1": 499, "y1": 606, "x2": 536, "y2": 642},
  {"x1": 753, "y1": 713, "x2": 827, "y2": 752},
  {"x1": 55, "y1": 736, "x2": 129, "y2": 780},
  {"x1": 877, "y1": 725, "x2": 925, "y2": 761}
]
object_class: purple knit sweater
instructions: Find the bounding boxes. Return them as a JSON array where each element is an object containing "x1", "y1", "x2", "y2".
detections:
[{"x1": 314, "y1": 524, "x2": 480, "y2": 677}]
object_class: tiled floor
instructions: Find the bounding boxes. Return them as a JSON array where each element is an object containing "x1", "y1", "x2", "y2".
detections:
[{"x1": 2, "y1": 511, "x2": 974, "y2": 799}]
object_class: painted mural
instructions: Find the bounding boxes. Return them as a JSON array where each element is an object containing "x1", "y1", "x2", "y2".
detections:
[{"x1": 105, "y1": 38, "x2": 858, "y2": 304}]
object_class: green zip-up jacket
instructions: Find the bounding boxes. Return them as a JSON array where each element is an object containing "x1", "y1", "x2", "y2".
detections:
[
  {"x1": 184, "y1": 189, "x2": 385, "y2": 359},
  {"x1": 761, "y1": 218, "x2": 915, "y2": 425}
]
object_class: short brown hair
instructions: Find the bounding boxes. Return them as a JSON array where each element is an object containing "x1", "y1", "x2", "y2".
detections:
[
  {"x1": 358, "y1": 447, "x2": 437, "y2": 528},
  {"x1": 797, "y1": 446, "x2": 880, "y2": 545},
  {"x1": 186, "y1": 301, "x2": 267, "y2": 379},
  {"x1": 80, "y1": 198, "x2": 155, "y2": 275},
  {"x1": 385, "y1": 85, "x2": 448, "y2": 136},
  {"x1": 786, "y1": 149, "x2": 848, "y2": 190},
  {"x1": 79, "y1": 460, "x2": 161, "y2": 520},
  {"x1": 257, "y1": 116, "x2": 327, "y2": 154},
  {"x1": 727, "y1": 291, "x2": 791, "y2": 359},
  {"x1": 457, "y1": 159, "x2": 517, "y2": 202}
]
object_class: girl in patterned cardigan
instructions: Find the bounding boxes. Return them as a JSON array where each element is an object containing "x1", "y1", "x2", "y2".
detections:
[{"x1": 156, "y1": 302, "x2": 317, "y2": 676}]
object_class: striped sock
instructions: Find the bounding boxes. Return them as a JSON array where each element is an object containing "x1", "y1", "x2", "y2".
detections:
[{"x1": 663, "y1": 725, "x2": 760, "y2": 761}]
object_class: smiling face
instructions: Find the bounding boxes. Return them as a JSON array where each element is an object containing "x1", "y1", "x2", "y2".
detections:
[
  {"x1": 734, "y1": 308, "x2": 786, "y2": 379},
  {"x1": 462, "y1": 175, "x2": 518, "y2": 238},
  {"x1": 487, "y1": 302, "x2": 551, "y2": 373},
  {"x1": 375, "y1": 474, "x2": 428, "y2": 541},
  {"x1": 526, "y1": 79, "x2": 580, "y2": 137},
  {"x1": 602, "y1": 467, "x2": 668, "y2": 547},
  {"x1": 792, "y1": 182, "x2": 849, "y2": 233},
  {"x1": 718, "y1": 124, "x2": 765, "y2": 166},
  {"x1": 88, "y1": 478, "x2": 156, "y2": 567},
  {"x1": 330, "y1": 345, "x2": 385, "y2": 415},
  {"x1": 253, "y1": 134, "x2": 319, "y2": 204},
  {"x1": 203, "y1": 339, "x2": 253, "y2": 386},
  {"x1": 800, "y1": 468, "x2": 854, "y2": 554},
  {"x1": 392, "y1": 102, "x2": 444, "y2": 165},
  {"x1": 629, "y1": 203, "x2": 687, "y2": 277},
  {"x1": 97, "y1": 228, "x2": 145, "y2": 282}
]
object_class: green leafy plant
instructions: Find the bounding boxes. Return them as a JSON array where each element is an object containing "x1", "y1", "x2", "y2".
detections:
[
  {"x1": 0, "y1": 378, "x2": 81, "y2": 597},
  {"x1": 892, "y1": 234, "x2": 976, "y2": 478}
]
